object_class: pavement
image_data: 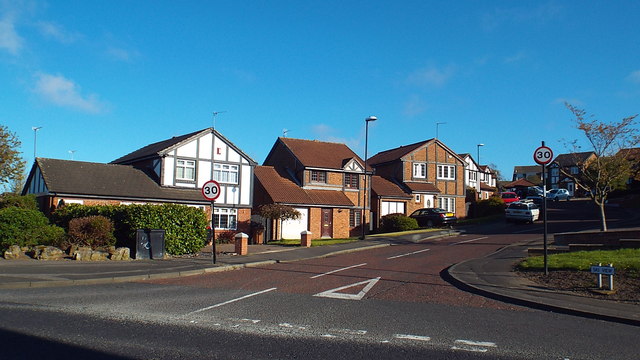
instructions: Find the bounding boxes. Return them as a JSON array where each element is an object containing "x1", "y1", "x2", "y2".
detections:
[{"x1": 0, "y1": 228, "x2": 637, "y2": 326}]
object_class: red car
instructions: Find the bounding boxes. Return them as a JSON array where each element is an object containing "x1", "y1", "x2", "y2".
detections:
[{"x1": 500, "y1": 192, "x2": 520, "y2": 203}]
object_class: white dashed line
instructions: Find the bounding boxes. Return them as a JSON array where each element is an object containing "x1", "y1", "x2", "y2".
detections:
[
  {"x1": 387, "y1": 248, "x2": 431, "y2": 259},
  {"x1": 310, "y1": 263, "x2": 367, "y2": 279},
  {"x1": 451, "y1": 339, "x2": 497, "y2": 352},
  {"x1": 185, "y1": 287, "x2": 277, "y2": 315},
  {"x1": 393, "y1": 334, "x2": 431, "y2": 342}
]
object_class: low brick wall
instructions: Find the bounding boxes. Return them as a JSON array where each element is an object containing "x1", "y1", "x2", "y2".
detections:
[{"x1": 553, "y1": 228, "x2": 640, "y2": 247}]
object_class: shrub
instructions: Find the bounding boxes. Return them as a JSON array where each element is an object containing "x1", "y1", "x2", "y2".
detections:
[
  {"x1": 0, "y1": 194, "x2": 38, "y2": 210},
  {"x1": 52, "y1": 203, "x2": 208, "y2": 255},
  {"x1": 216, "y1": 230, "x2": 236, "y2": 244},
  {"x1": 475, "y1": 196, "x2": 505, "y2": 217},
  {"x1": 68, "y1": 215, "x2": 116, "y2": 248},
  {"x1": 380, "y1": 213, "x2": 419, "y2": 233},
  {"x1": 0, "y1": 207, "x2": 65, "y2": 252}
]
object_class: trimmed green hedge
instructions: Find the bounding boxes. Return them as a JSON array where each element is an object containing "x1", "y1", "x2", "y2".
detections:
[
  {"x1": 475, "y1": 197, "x2": 505, "y2": 217},
  {"x1": 52, "y1": 204, "x2": 208, "y2": 255},
  {"x1": 380, "y1": 213, "x2": 419, "y2": 233},
  {"x1": 0, "y1": 207, "x2": 65, "y2": 252}
]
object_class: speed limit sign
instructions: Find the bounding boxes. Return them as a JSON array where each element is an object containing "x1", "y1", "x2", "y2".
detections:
[
  {"x1": 201, "y1": 180, "x2": 221, "y2": 201},
  {"x1": 533, "y1": 146, "x2": 553, "y2": 165}
]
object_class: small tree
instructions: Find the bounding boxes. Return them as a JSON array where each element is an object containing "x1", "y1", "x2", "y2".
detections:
[
  {"x1": 0, "y1": 125, "x2": 26, "y2": 191},
  {"x1": 256, "y1": 204, "x2": 301, "y2": 240},
  {"x1": 564, "y1": 103, "x2": 639, "y2": 231}
]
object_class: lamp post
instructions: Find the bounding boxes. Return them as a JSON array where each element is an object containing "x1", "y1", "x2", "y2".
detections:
[
  {"x1": 361, "y1": 116, "x2": 377, "y2": 240},
  {"x1": 436, "y1": 122, "x2": 446, "y2": 139},
  {"x1": 477, "y1": 143, "x2": 484, "y2": 165},
  {"x1": 32, "y1": 126, "x2": 42, "y2": 159}
]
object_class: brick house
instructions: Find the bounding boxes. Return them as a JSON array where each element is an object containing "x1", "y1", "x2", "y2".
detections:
[
  {"x1": 368, "y1": 139, "x2": 467, "y2": 228},
  {"x1": 254, "y1": 137, "x2": 368, "y2": 240},
  {"x1": 23, "y1": 128, "x2": 257, "y2": 237},
  {"x1": 547, "y1": 151, "x2": 596, "y2": 197}
]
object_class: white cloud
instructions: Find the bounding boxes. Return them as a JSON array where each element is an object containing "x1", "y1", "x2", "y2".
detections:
[
  {"x1": 33, "y1": 73, "x2": 106, "y2": 113},
  {"x1": 402, "y1": 95, "x2": 428, "y2": 117},
  {"x1": 0, "y1": 14, "x2": 23, "y2": 54},
  {"x1": 406, "y1": 65, "x2": 454, "y2": 87},
  {"x1": 627, "y1": 70, "x2": 640, "y2": 84},
  {"x1": 106, "y1": 46, "x2": 139, "y2": 62},
  {"x1": 37, "y1": 21, "x2": 80, "y2": 44}
]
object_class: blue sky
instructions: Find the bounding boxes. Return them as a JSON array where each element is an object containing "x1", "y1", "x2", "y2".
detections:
[{"x1": 2, "y1": 1, "x2": 639, "y2": 180}]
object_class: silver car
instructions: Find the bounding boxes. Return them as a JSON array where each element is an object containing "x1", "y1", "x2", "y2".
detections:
[{"x1": 547, "y1": 188, "x2": 571, "y2": 201}]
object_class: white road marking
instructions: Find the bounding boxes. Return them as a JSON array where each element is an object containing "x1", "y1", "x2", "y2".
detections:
[
  {"x1": 450, "y1": 237, "x2": 488, "y2": 246},
  {"x1": 314, "y1": 277, "x2": 381, "y2": 300},
  {"x1": 451, "y1": 339, "x2": 497, "y2": 352},
  {"x1": 279, "y1": 323, "x2": 307, "y2": 330},
  {"x1": 387, "y1": 248, "x2": 431, "y2": 259},
  {"x1": 310, "y1": 263, "x2": 367, "y2": 279},
  {"x1": 185, "y1": 288, "x2": 277, "y2": 315},
  {"x1": 321, "y1": 334, "x2": 337, "y2": 338},
  {"x1": 331, "y1": 328, "x2": 367, "y2": 335},
  {"x1": 394, "y1": 334, "x2": 431, "y2": 341},
  {"x1": 513, "y1": 228, "x2": 539, "y2": 234}
]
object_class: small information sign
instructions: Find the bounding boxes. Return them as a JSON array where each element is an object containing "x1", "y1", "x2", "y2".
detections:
[{"x1": 590, "y1": 265, "x2": 615, "y2": 275}]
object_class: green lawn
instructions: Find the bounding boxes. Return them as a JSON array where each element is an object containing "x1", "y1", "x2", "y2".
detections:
[
  {"x1": 267, "y1": 238, "x2": 358, "y2": 247},
  {"x1": 518, "y1": 248, "x2": 640, "y2": 274}
]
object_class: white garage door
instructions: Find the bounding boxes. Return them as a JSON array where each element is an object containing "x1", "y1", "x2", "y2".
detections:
[
  {"x1": 281, "y1": 208, "x2": 309, "y2": 239},
  {"x1": 381, "y1": 201, "x2": 405, "y2": 216}
]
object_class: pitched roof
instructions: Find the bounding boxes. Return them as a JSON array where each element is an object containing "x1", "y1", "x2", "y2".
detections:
[
  {"x1": 32, "y1": 158, "x2": 208, "y2": 203},
  {"x1": 112, "y1": 128, "x2": 257, "y2": 165},
  {"x1": 371, "y1": 176, "x2": 412, "y2": 199},
  {"x1": 403, "y1": 182, "x2": 440, "y2": 193},
  {"x1": 271, "y1": 137, "x2": 365, "y2": 170},
  {"x1": 254, "y1": 166, "x2": 354, "y2": 207},
  {"x1": 480, "y1": 182, "x2": 497, "y2": 191},
  {"x1": 513, "y1": 165, "x2": 541, "y2": 174},
  {"x1": 552, "y1": 152, "x2": 595, "y2": 167},
  {"x1": 368, "y1": 140, "x2": 431, "y2": 166},
  {"x1": 503, "y1": 178, "x2": 536, "y2": 188}
]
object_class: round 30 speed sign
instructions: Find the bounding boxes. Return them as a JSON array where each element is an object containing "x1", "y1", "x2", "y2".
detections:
[
  {"x1": 201, "y1": 180, "x2": 221, "y2": 201},
  {"x1": 533, "y1": 146, "x2": 553, "y2": 165}
]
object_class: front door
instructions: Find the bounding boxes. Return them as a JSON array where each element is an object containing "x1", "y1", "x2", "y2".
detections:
[{"x1": 321, "y1": 208, "x2": 333, "y2": 238}]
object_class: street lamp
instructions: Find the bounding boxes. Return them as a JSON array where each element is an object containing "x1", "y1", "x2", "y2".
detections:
[
  {"x1": 362, "y1": 116, "x2": 377, "y2": 240},
  {"x1": 32, "y1": 126, "x2": 42, "y2": 159},
  {"x1": 477, "y1": 143, "x2": 485, "y2": 165},
  {"x1": 436, "y1": 122, "x2": 446, "y2": 139}
]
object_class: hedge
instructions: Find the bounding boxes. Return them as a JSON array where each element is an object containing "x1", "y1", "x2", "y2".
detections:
[
  {"x1": 0, "y1": 207, "x2": 65, "y2": 252},
  {"x1": 380, "y1": 213, "x2": 419, "y2": 233},
  {"x1": 52, "y1": 204, "x2": 208, "y2": 255}
]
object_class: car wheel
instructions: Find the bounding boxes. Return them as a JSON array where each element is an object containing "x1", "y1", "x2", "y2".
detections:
[{"x1": 426, "y1": 220, "x2": 434, "y2": 227}]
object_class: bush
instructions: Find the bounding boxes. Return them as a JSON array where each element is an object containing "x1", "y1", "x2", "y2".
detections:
[
  {"x1": 68, "y1": 215, "x2": 116, "y2": 248},
  {"x1": 0, "y1": 207, "x2": 65, "y2": 252},
  {"x1": 475, "y1": 196, "x2": 505, "y2": 217},
  {"x1": 52, "y1": 203, "x2": 208, "y2": 255},
  {"x1": 0, "y1": 194, "x2": 38, "y2": 210},
  {"x1": 380, "y1": 213, "x2": 419, "y2": 233},
  {"x1": 216, "y1": 230, "x2": 236, "y2": 244}
]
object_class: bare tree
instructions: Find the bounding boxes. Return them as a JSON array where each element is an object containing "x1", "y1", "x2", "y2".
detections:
[
  {"x1": 564, "y1": 103, "x2": 639, "y2": 231},
  {"x1": 0, "y1": 125, "x2": 26, "y2": 192}
]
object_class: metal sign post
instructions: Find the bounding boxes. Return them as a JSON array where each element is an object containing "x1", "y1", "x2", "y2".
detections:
[
  {"x1": 534, "y1": 142, "x2": 553, "y2": 276},
  {"x1": 202, "y1": 180, "x2": 221, "y2": 264}
]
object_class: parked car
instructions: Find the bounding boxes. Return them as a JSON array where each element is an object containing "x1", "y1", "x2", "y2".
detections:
[
  {"x1": 547, "y1": 188, "x2": 571, "y2": 201},
  {"x1": 409, "y1": 208, "x2": 457, "y2": 228},
  {"x1": 500, "y1": 192, "x2": 520, "y2": 203},
  {"x1": 505, "y1": 201, "x2": 540, "y2": 223}
]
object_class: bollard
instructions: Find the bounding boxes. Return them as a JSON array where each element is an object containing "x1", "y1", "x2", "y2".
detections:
[
  {"x1": 301, "y1": 231, "x2": 312, "y2": 248},
  {"x1": 235, "y1": 233, "x2": 249, "y2": 255}
]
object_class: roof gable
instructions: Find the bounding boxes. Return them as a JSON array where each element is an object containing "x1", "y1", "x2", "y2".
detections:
[
  {"x1": 551, "y1": 151, "x2": 596, "y2": 167},
  {"x1": 369, "y1": 138, "x2": 464, "y2": 166},
  {"x1": 267, "y1": 137, "x2": 365, "y2": 170}
]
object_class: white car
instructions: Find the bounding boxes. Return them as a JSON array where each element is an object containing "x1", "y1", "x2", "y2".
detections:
[
  {"x1": 547, "y1": 188, "x2": 571, "y2": 201},
  {"x1": 505, "y1": 201, "x2": 540, "y2": 223}
]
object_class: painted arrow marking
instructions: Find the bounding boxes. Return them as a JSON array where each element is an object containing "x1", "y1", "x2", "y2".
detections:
[{"x1": 313, "y1": 277, "x2": 381, "y2": 300}]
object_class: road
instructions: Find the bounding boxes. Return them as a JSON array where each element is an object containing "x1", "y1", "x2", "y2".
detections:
[{"x1": 0, "y1": 199, "x2": 638, "y2": 359}]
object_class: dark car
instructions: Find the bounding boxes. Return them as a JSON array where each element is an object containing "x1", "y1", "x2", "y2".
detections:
[{"x1": 409, "y1": 208, "x2": 457, "y2": 228}]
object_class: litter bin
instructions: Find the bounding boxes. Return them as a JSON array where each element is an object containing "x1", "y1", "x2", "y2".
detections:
[{"x1": 134, "y1": 229, "x2": 165, "y2": 259}]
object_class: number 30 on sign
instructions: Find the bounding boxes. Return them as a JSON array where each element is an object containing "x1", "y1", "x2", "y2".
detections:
[
  {"x1": 201, "y1": 180, "x2": 221, "y2": 201},
  {"x1": 533, "y1": 146, "x2": 553, "y2": 165}
]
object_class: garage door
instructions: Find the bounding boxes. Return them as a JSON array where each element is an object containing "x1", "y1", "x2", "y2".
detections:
[
  {"x1": 281, "y1": 208, "x2": 309, "y2": 239},
  {"x1": 381, "y1": 201, "x2": 405, "y2": 216}
]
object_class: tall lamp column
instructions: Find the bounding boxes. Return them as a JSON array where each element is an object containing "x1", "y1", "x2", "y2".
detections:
[{"x1": 362, "y1": 116, "x2": 377, "y2": 240}]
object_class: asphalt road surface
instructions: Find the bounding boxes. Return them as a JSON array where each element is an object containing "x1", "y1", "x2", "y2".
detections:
[{"x1": 0, "y1": 199, "x2": 638, "y2": 359}]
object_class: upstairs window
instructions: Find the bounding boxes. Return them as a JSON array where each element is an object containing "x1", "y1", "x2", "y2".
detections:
[
  {"x1": 570, "y1": 166, "x2": 579, "y2": 175},
  {"x1": 311, "y1": 170, "x2": 327, "y2": 183},
  {"x1": 214, "y1": 164, "x2": 239, "y2": 184},
  {"x1": 437, "y1": 165, "x2": 456, "y2": 180},
  {"x1": 176, "y1": 159, "x2": 196, "y2": 181},
  {"x1": 413, "y1": 163, "x2": 426, "y2": 178},
  {"x1": 344, "y1": 173, "x2": 359, "y2": 189},
  {"x1": 469, "y1": 170, "x2": 477, "y2": 181}
]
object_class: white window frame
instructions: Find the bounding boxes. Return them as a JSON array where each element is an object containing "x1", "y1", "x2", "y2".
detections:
[
  {"x1": 413, "y1": 163, "x2": 426, "y2": 178},
  {"x1": 469, "y1": 170, "x2": 477, "y2": 181},
  {"x1": 214, "y1": 163, "x2": 239, "y2": 184},
  {"x1": 415, "y1": 194, "x2": 421, "y2": 203},
  {"x1": 438, "y1": 197, "x2": 455, "y2": 213},
  {"x1": 213, "y1": 208, "x2": 237, "y2": 230},
  {"x1": 176, "y1": 159, "x2": 196, "y2": 181},
  {"x1": 437, "y1": 165, "x2": 456, "y2": 180}
]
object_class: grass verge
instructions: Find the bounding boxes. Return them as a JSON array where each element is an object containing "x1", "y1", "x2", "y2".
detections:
[
  {"x1": 518, "y1": 248, "x2": 640, "y2": 275},
  {"x1": 267, "y1": 238, "x2": 358, "y2": 247}
]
